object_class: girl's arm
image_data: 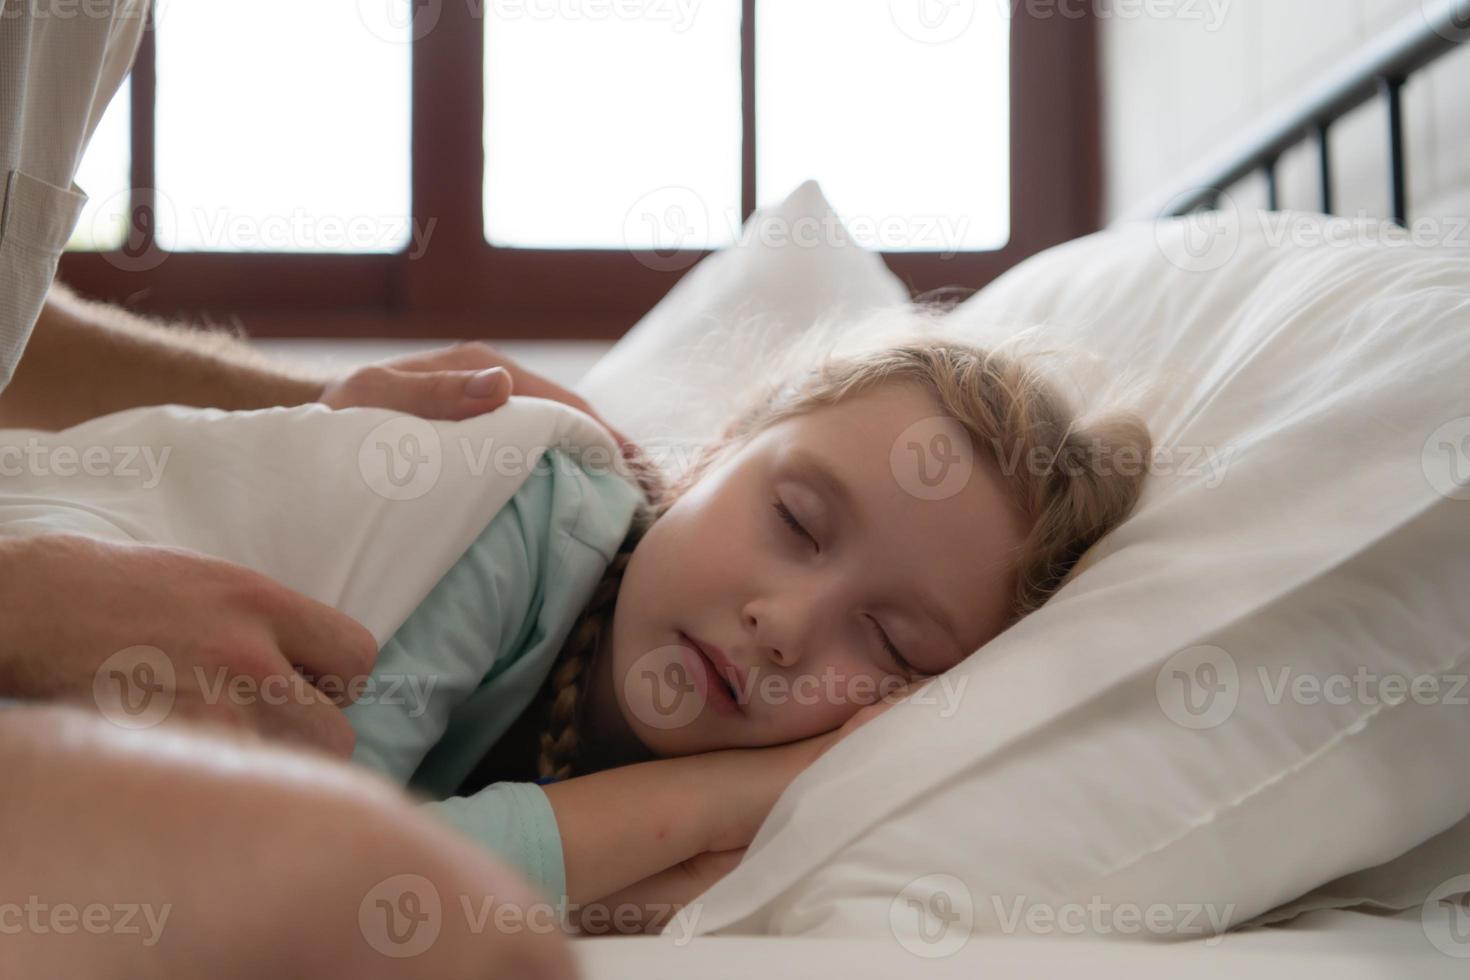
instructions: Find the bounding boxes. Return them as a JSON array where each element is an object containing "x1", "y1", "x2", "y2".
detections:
[
  {"x1": 542, "y1": 733, "x2": 831, "y2": 908},
  {"x1": 545, "y1": 690, "x2": 905, "y2": 911},
  {"x1": 566, "y1": 847, "x2": 748, "y2": 936}
]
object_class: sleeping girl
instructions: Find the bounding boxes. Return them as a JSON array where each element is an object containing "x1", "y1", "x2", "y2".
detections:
[{"x1": 342, "y1": 314, "x2": 1153, "y2": 933}]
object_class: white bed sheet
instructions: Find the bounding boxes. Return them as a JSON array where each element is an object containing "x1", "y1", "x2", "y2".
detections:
[{"x1": 572, "y1": 906, "x2": 1465, "y2": 979}]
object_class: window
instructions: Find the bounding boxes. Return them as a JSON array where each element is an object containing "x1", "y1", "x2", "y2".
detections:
[
  {"x1": 153, "y1": 1, "x2": 411, "y2": 253},
  {"x1": 483, "y1": 3, "x2": 742, "y2": 250},
  {"x1": 60, "y1": 2, "x2": 1098, "y2": 340},
  {"x1": 67, "y1": 78, "x2": 130, "y2": 252},
  {"x1": 756, "y1": 1, "x2": 1010, "y2": 253}
]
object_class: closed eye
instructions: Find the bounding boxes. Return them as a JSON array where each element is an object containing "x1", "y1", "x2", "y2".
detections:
[
  {"x1": 868, "y1": 615, "x2": 918, "y2": 678},
  {"x1": 775, "y1": 497, "x2": 918, "y2": 679},
  {"x1": 773, "y1": 499, "x2": 817, "y2": 550}
]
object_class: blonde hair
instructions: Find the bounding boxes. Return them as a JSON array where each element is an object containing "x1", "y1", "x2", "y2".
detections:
[{"x1": 518, "y1": 306, "x2": 1155, "y2": 782}]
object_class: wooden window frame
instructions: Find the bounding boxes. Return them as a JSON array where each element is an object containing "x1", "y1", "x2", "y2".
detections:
[{"x1": 58, "y1": 2, "x2": 1099, "y2": 341}]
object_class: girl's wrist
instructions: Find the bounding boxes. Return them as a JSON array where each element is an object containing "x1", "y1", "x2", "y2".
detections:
[{"x1": 698, "y1": 738, "x2": 829, "y2": 852}]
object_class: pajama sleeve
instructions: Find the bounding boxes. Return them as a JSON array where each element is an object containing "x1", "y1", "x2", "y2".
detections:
[
  {"x1": 345, "y1": 447, "x2": 642, "y2": 909},
  {"x1": 424, "y1": 783, "x2": 567, "y2": 907}
]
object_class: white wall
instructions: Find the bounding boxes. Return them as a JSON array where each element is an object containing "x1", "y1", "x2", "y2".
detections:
[{"x1": 1099, "y1": 0, "x2": 1470, "y2": 224}]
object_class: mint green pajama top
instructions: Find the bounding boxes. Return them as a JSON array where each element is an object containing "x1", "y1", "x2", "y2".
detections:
[{"x1": 343, "y1": 449, "x2": 642, "y2": 907}]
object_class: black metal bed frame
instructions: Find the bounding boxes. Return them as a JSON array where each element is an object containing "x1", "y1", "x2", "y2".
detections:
[{"x1": 1123, "y1": 0, "x2": 1470, "y2": 226}]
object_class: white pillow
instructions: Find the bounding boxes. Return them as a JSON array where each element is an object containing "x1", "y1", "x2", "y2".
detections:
[
  {"x1": 655, "y1": 209, "x2": 1470, "y2": 942},
  {"x1": 574, "y1": 179, "x2": 910, "y2": 465}
]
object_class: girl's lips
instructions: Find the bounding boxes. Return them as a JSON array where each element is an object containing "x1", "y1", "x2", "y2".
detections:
[{"x1": 678, "y1": 632, "x2": 742, "y2": 717}]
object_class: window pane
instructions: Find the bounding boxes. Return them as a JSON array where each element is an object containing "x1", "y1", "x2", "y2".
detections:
[
  {"x1": 484, "y1": 2, "x2": 742, "y2": 250},
  {"x1": 757, "y1": 0, "x2": 1010, "y2": 252},
  {"x1": 155, "y1": 1, "x2": 411, "y2": 253},
  {"x1": 67, "y1": 77, "x2": 131, "y2": 252}
]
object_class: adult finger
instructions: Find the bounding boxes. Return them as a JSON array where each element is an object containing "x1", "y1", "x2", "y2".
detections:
[
  {"x1": 368, "y1": 366, "x2": 514, "y2": 420},
  {"x1": 392, "y1": 345, "x2": 635, "y2": 448},
  {"x1": 243, "y1": 671, "x2": 360, "y2": 761},
  {"x1": 167, "y1": 631, "x2": 361, "y2": 761},
  {"x1": 260, "y1": 587, "x2": 381, "y2": 705},
  {"x1": 383, "y1": 342, "x2": 505, "y2": 374}
]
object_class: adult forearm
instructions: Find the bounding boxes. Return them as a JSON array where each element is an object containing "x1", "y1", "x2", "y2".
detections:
[
  {"x1": 0, "y1": 282, "x2": 325, "y2": 430},
  {"x1": 2, "y1": 705, "x2": 576, "y2": 980}
]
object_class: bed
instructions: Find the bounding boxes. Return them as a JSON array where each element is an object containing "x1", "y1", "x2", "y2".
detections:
[
  {"x1": 570, "y1": 905, "x2": 1466, "y2": 978},
  {"x1": 559, "y1": 2, "x2": 1470, "y2": 975}
]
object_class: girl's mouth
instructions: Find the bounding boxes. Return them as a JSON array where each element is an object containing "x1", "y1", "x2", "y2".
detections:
[{"x1": 678, "y1": 632, "x2": 742, "y2": 717}]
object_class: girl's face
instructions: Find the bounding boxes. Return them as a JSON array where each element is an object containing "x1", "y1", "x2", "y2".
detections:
[{"x1": 592, "y1": 382, "x2": 1031, "y2": 758}]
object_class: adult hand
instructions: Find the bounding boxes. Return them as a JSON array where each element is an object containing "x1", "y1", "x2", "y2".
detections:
[
  {"x1": 3, "y1": 705, "x2": 579, "y2": 979},
  {"x1": 0, "y1": 533, "x2": 379, "y2": 759},
  {"x1": 319, "y1": 341, "x2": 634, "y2": 450}
]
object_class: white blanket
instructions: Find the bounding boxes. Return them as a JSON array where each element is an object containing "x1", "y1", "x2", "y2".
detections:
[{"x1": 0, "y1": 397, "x2": 626, "y2": 645}]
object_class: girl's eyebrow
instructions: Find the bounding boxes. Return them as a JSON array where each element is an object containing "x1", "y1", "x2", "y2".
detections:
[{"x1": 787, "y1": 448, "x2": 962, "y2": 657}]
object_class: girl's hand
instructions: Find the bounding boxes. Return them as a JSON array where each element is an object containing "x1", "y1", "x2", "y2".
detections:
[
  {"x1": 675, "y1": 845, "x2": 748, "y2": 892},
  {"x1": 801, "y1": 679, "x2": 917, "y2": 767},
  {"x1": 704, "y1": 681, "x2": 916, "y2": 853},
  {"x1": 569, "y1": 846, "x2": 749, "y2": 936}
]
